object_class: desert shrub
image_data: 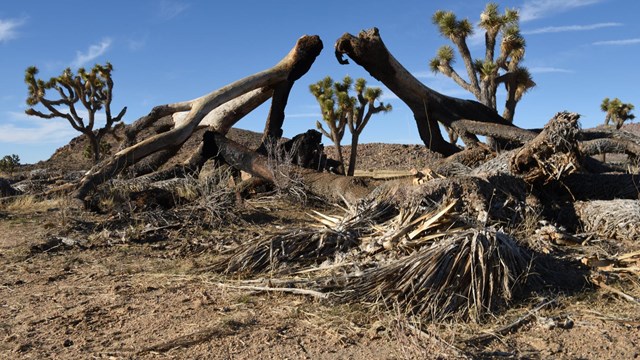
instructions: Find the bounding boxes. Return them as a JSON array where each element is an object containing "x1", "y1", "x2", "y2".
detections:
[
  {"x1": 263, "y1": 138, "x2": 308, "y2": 203},
  {"x1": 0, "y1": 154, "x2": 20, "y2": 174}
]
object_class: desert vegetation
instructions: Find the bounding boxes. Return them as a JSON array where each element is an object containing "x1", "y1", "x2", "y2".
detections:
[{"x1": 1, "y1": 3, "x2": 639, "y2": 359}]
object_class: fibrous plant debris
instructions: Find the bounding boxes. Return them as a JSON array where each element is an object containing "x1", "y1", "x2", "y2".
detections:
[
  {"x1": 214, "y1": 197, "x2": 395, "y2": 274},
  {"x1": 341, "y1": 227, "x2": 536, "y2": 322},
  {"x1": 575, "y1": 199, "x2": 640, "y2": 241},
  {"x1": 212, "y1": 196, "x2": 539, "y2": 322}
]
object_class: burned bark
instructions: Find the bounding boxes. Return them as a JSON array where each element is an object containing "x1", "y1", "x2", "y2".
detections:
[
  {"x1": 259, "y1": 38, "x2": 323, "y2": 150},
  {"x1": 334, "y1": 28, "x2": 521, "y2": 155}
]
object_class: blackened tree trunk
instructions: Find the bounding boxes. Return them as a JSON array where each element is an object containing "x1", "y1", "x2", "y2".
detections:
[{"x1": 334, "y1": 28, "x2": 517, "y2": 156}]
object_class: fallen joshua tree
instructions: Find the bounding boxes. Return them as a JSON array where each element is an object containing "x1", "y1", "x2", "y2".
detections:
[{"x1": 14, "y1": 29, "x2": 640, "y2": 323}]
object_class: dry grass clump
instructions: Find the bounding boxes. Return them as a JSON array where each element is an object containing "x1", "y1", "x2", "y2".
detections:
[
  {"x1": 575, "y1": 199, "x2": 640, "y2": 241},
  {"x1": 263, "y1": 138, "x2": 308, "y2": 203},
  {"x1": 341, "y1": 228, "x2": 536, "y2": 322},
  {"x1": 214, "y1": 198, "x2": 395, "y2": 274},
  {"x1": 212, "y1": 195, "x2": 539, "y2": 322},
  {"x1": 3, "y1": 194, "x2": 69, "y2": 213}
]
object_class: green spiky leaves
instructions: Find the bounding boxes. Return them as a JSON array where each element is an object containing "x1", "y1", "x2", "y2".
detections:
[
  {"x1": 430, "y1": 45, "x2": 455, "y2": 74},
  {"x1": 479, "y1": 2, "x2": 519, "y2": 34},
  {"x1": 601, "y1": 97, "x2": 635, "y2": 129},
  {"x1": 23, "y1": 62, "x2": 127, "y2": 163},
  {"x1": 432, "y1": 10, "x2": 474, "y2": 40}
]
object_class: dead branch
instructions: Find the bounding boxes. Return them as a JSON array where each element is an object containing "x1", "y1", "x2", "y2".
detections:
[
  {"x1": 74, "y1": 35, "x2": 322, "y2": 199},
  {"x1": 209, "y1": 131, "x2": 374, "y2": 203},
  {"x1": 334, "y1": 28, "x2": 523, "y2": 155},
  {"x1": 462, "y1": 298, "x2": 557, "y2": 345},
  {"x1": 216, "y1": 283, "x2": 328, "y2": 299}
]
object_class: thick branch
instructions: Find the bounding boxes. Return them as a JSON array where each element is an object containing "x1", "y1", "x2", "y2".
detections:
[
  {"x1": 451, "y1": 119, "x2": 536, "y2": 144},
  {"x1": 580, "y1": 138, "x2": 640, "y2": 157},
  {"x1": 74, "y1": 35, "x2": 322, "y2": 199},
  {"x1": 210, "y1": 132, "x2": 373, "y2": 203},
  {"x1": 334, "y1": 28, "x2": 513, "y2": 156},
  {"x1": 438, "y1": 65, "x2": 475, "y2": 94}
]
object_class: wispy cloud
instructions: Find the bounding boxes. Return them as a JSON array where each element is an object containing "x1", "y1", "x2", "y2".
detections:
[
  {"x1": 520, "y1": 0, "x2": 603, "y2": 22},
  {"x1": 523, "y1": 22, "x2": 622, "y2": 35},
  {"x1": 128, "y1": 36, "x2": 147, "y2": 51},
  {"x1": 529, "y1": 67, "x2": 574, "y2": 74},
  {"x1": 0, "y1": 111, "x2": 78, "y2": 144},
  {"x1": 0, "y1": 17, "x2": 26, "y2": 43},
  {"x1": 412, "y1": 71, "x2": 436, "y2": 80},
  {"x1": 72, "y1": 38, "x2": 112, "y2": 67},
  {"x1": 286, "y1": 113, "x2": 321, "y2": 119},
  {"x1": 593, "y1": 38, "x2": 640, "y2": 46},
  {"x1": 158, "y1": 0, "x2": 190, "y2": 20}
]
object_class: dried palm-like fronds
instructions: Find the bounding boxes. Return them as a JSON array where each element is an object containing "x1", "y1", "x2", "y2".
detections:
[
  {"x1": 213, "y1": 197, "x2": 395, "y2": 274},
  {"x1": 575, "y1": 200, "x2": 640, "y2": 241},
  {"x1": 358, "y1": 200, "x2": 461, "y2": 255},
  {"x1": 341, "y1": 228, "x2": 536, "y2": 322}
]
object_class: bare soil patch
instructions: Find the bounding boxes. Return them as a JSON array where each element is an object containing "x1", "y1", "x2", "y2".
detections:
[{"x1": 2, "y1": 123, "x2": 640, "y2": 359}]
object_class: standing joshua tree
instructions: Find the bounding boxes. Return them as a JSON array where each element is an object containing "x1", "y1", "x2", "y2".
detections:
[
  {"x1": 25, "y1": 62, "x2": 127, "y2": 163},
  {"x1": 429, "y1": 3, "x2": 535, "y2": 126},
  {"x1": 310, "y1": 76, "x2": 390, "y2": 176},
  {"x1": 601, "y1": 97, "x2": 635, "y2": 129},
  {"x1": 346, "y1": 78, "x2": 392, "y2": 176}
]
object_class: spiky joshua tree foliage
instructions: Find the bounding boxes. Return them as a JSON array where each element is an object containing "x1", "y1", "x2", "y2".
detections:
[
  {"x1": 25, "y1": 62, "x2": 127, "y2": 163},
  {"x1": 429, "y1": 3, "x2": 535, "y2": 124},
  {"x1": 601, "y1": 97, "x2": 635, "y2": 129},
  {"x1": 310, "y1": 76, "x2": 391, "y2": 176}
]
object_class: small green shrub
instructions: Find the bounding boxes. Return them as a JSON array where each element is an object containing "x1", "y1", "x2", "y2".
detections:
[{"x1": 0, "y1": 154, "x2": 20, "y2": 174}]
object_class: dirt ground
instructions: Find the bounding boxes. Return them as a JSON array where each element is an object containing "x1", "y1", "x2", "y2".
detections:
[
  {"x1": 1, "y1": 196, "x2": 639, "y2": 360},
  {"x1": 2, "y1": 123, "x2": 640, "y2": 359}
]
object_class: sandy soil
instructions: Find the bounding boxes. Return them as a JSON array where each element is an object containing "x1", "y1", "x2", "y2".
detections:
[
  {"x1": 2, "y1": 123, "x2": 640, "y2": 359},
  {"x1": 1, "y1": 198, "x2": 639, "y2": 359}
]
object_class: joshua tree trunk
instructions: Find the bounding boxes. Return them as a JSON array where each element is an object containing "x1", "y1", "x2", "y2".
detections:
[
  {"x1": 334, "y1": 28, "x2": 518, "y2": 156},
  {"x1": 87, "y1": 134, "x2": 101, "y2": 163},
  {"x1": 347, "y1": 133, "x2": 360, "y2": 176},
  {"x1": 74, "y1": 35, "x2": 323, "y2": 200}
]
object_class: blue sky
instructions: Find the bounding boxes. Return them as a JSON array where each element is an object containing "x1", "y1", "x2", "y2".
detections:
[{"x1": 1, "y1": 0, "x2": 639, "y2": 163}]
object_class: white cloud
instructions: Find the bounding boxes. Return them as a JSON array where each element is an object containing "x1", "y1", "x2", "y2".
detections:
[
  {"x1": 520, "y1": 0, "x2": 603, "y2": 22},
  {"x1": 128, "y1": 37, "x2": 146, "y2": 51},
  {"x1": 0, "y1": 17, "x2": 26, "y2": 43},
  {"x1": 286, "y1": 113, "x2": 321, "y2": 119},
  {"x1": 593, "y1": 38, "x2": 640, "y2": 46},
  {"x1": 523, "y1": 22, "x2": 622, "y2": 35},
  {"x1": 72, "y1": 38, "x2": 112, "y2": 67},
  {"x1": 2, "y1": 106, "x2": 112, "y2": 145},
  {"x1": 529, "y1": 67, "x2": 574, "y2": 73},
  {"x1": 158, "y1": 0, "x2": 190, "y2": 20},
  {"x1": 412, "y1": 71, "x2": 436, "y2": 80},
  {"x1": 0, "y1": 111, "x2": 78, "y2": 144}
]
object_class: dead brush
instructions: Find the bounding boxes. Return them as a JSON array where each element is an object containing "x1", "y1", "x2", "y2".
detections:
[
  {"x1": 360, "y1": 200, "x2": 460, "y2": 254},
  {"x1": 177, "y1": 169, "x2": 238, "y2": 226},
  {"x1": 340, "y1": 227, "x2": 537, "y2": 322},
  {"x1": 213, "y1": 197, "x2": 395, "y2": 274},
  {"x1": 263, "y1": 137, "x2": 308, "y2": 204},
  {"x1": 575, "y1": 199, "x2": 640, "y2": 242}
]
